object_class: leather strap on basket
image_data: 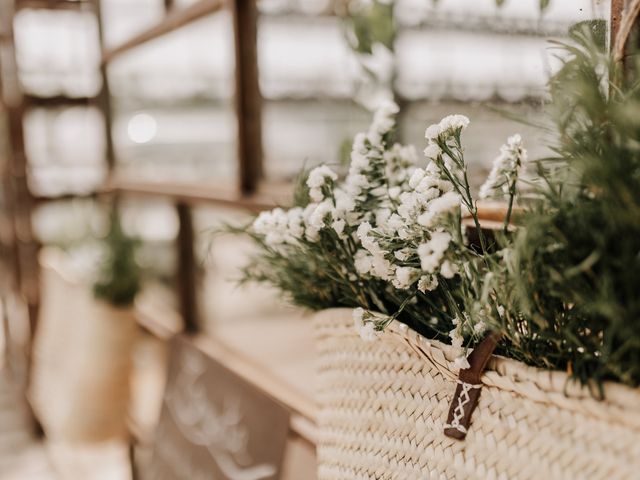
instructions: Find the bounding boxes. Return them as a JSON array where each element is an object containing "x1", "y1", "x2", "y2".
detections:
[{"x1": 444, "y1": 333, "x2": 501, "y2": 440}]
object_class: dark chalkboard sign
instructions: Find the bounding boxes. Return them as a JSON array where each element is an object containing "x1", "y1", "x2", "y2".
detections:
[{"x1": 149, "y1": 335, "x2": 291, "y2": 480}]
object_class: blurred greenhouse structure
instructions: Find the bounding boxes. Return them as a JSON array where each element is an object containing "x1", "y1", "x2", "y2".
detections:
[{"x1": 0, "y1": 0, "x2": 613, "y2": 478}]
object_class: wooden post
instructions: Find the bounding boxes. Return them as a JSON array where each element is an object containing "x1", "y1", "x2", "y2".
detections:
[
  {"x1": 611, "y1": 0, "x2": 625, "y2": 49},
  {"x1": 231, "y1": 0, "x2": 263, "y2": 194},
  {"x1": 0, "y1": 0, "x2": 40, "y2": 343},
  {"x1": 94, "y1": 0, "x2": 117, "y2": 174},
  {"x1": 0, "y1": 0, "x2": 42, "y2": 437},
  {"x1": 176, "y1": 203, "x2": 199, "y2": 333}
]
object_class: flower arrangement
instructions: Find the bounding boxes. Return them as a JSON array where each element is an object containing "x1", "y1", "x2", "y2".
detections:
[
  {"x1": 245, "y1": 100, "x2": 520, "y2": 370},
  {"x1": 241, "y1": 27, "x2": 640, "y2": 392}
]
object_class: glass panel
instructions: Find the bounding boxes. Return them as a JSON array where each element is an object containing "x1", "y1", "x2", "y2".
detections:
[
  {"x1": 108, "y1": 12, "x2": 236, "y2": 184},
  {"x1": 24, "y1": 106, "x2": 107, "y2": 196},
  {"x1": 100, "y1": 0, "x2": 165, "y2": 50},
  {"x1": 193, "y1": 206, "x2": 301, "y2": 334},
  {"x1": 256, "y1": 1, "x2": 611, "y2": 186},
  {"x1": 259, "y1": 12, "x2": 367, "y2": 182},
  {"x1": 13, "y1": 9, "x2": 101, "y2": 98}
]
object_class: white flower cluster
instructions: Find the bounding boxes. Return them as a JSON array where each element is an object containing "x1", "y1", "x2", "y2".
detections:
[
  {"x1": 345, "y1": 101, "x2": 399, "y2": 210},
  {"x1": 352, "y1": 307, "x2": 393, "y2": 342},
  {"x1": 306, "y1": 165, "x2": 338, "y2": 202},
  {"x1": 252, "y1": 101, "x2": 403, "y2": 248},
  {"x1": 448, "y1": 305, "x2": 496, "y2": 371},
  {"x1": 352, "y1": 307, "x2": 377, "y2": 342},
  {"x1": 424, "y1": 114, "x2": 470, "y2": 142},
  {"x1": 423, "y1": 114, "x2": 470, "y2": 177},
  {"x1": 352, "y1": 116, "x2": 470, "y2": 295},
  {"x1": 479, "y1": 134, "x2": 527, "y2": 200},
  {"x1": 250, "y1": 102, "x2": 519, "y2": 350},
  {"x1": 253, "y1": 207, "x2": 304, "y2": 247}
]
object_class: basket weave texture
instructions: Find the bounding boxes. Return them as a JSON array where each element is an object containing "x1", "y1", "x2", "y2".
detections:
[{"x1": 314, "y1": 309, "x2": 640, "y2": 480}]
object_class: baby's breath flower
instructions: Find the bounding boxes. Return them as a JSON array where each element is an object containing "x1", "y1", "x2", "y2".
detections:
[
  {"x1": 449, "y1": 325, "x2": 464, "y2": 350},
  {"x1": 352, "y1": 307, "x2": 378, "y2": 342},
  {"x1": 453, "y1": 355, "x2": 470, "y2": 370},
  {"x1": 424, "y1": 114, "x2": 469, "y2": 142},
  {"x1": 307, "y1": 200, "x2": 334, "y2": 230},
  {"x1": 418, "y1": 275, "x2": 438, "y2": 292},
  {"x1": 417, "y1": 191, "x2": 461, "y2": 228},
  {"x1": 479, "y1": 134, "x2": 527, "y2": 200},
  {"x1": 370, "y1": 100, "x2": 399, "y2": 137},
  {"x1": 424, "y1": 124, "x2": 441, "y2": 140},
  {"x1": 423, "y1": 143, "x2": 442, "y2": 159},
  {"x1": 473, "y1": 320, "x2": 487, "y2": 334},
  {"x1": 307, "y1": 165, "x2": 338, "y2": 202},
  {"x1": 371, "y1": 253, "x2": 395, "y2": 280},
  {"x1": 440, "y1": 260, "x2": 458, "y2": 279},
  {"x1": 332, "y1": 218, "x2": 346, "y2": 237},
  {"x1": 354, "y1": 249, "x2": 373, "y2": 275},
  {"x1": 393, "y1": 266, "x2": 420, "y2": 290},
  {"x1": 393, "y1": 247, "x2": 412, "y2": 261},
  {"x1": 418, "y1": 232, "x2": 452, "y2": 273},
  {"x1": 307, "y1": 165, "x2": 338, "y2": 188},
  {"x1": 438, "y1": 114, "x2": 470, "y2": 135},
  {"x1": 253, "y1": 207, "x2": 306, "y2": 247},
  {"x1": 409, "y1": 168, "x2": 425, "y2": 189}
]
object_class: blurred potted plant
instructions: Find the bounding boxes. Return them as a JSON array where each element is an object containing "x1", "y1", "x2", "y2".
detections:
[
  {"x1": 93, "y1": 209, "x2": 142, "y2": 308},
  {"x1": 32, "y1": 208, "x2": 143, "y2": 442}
]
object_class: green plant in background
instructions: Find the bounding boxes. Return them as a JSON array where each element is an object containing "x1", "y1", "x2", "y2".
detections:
[
  {"x1": 345, "y1": 0, "x2": 395, "y2": 55},
  {"x1": 342, "y1": 0, "x2": 397, "y2": 110},
  {"x1": 484, "y1": 26, "x2": 640, "y2": 392},
  {"x1": 93, "y1": 208, "x2": 142, "y2": 308}
]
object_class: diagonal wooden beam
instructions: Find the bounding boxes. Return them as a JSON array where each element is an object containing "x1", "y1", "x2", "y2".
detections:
[{"x1": 101, "y1": 0, "x2": 226, "y2": 64}]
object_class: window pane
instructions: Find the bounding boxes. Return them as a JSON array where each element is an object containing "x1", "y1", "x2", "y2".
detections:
[
  {"x1": 24, "y1": 106, "x2": 107, "y2": 196},
  {"x1": 108, "y1": 12, "x2": 236, "y2": 184},
  {"x1": 13, "y1": 9, "x2": 101, "y2": 98}
]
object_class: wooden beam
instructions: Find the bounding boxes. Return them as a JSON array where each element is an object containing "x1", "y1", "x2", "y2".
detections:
[
  {"x1": 23, "y1": 93, "x2": 95, "y2": 108},
  {"x1": 232, "y1": 0, "x2": 263, "y2": 194},
  {"x1": 16, "y1": 0, "x2": 93, "y2": 11},
  {"x1": 101, "y1": 0, "x2": 226, "y2": 64},
  {"x1": 107, "y1": 179, "x2": 290, "y2": 212},
  {"x1": 33, "y1": 190, "x2": 99, "y2": 204}
]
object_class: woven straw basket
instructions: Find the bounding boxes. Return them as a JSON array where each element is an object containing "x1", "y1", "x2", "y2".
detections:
[{"x1": 314, "y1": 308, "x2": 640, "y2": 480}]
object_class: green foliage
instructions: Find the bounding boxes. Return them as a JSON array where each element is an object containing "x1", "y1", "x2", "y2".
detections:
[
  {"x1": 346, "y1": 1, "x2": 396, "y2": 55},
  {"x1": 489, "y1": 26, "x2": 640, "y2": 391},
  {"x1": 93, "y1": 210, "x2": 142, "y2": 307}
]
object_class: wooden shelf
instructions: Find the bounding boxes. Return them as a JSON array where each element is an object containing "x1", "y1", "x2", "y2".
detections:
[
  {"x1": 16, "y1": 0, "x2": 94, "y2": 11},
  {"x1": 24, "y1": 93, "x2": 96, "y2": 108},
  {"x1": 101, "y1": 0, "x2": 226, "y2": 64},
  {"x1": 194, "y1": 314, "x2": 318, "y2": 437},
  {"x1": 107, "y1": 178, "x2": 291, "y2": 211}
]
